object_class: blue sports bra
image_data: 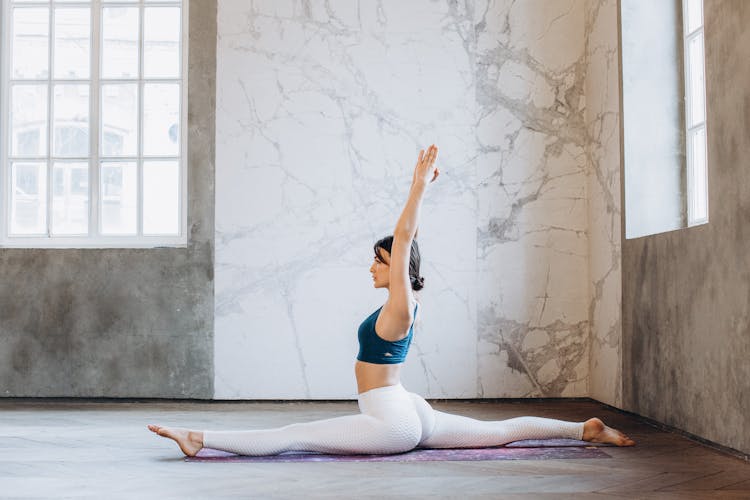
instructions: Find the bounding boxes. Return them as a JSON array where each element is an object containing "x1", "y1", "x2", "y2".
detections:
[{"x1": 356, "y1": 303, "x2": 418, "y2": 364}]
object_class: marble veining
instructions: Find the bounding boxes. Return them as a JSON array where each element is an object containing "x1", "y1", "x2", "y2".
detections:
[
  {"x1": 474, "y1": 0, "x2": 590, "y2": 398},
  {"x1": 583, "y1": 0, "x2": 622, "y2": 407},
  {"x1": 215, "y1": 0, "x2": 622, "y2": 399}
]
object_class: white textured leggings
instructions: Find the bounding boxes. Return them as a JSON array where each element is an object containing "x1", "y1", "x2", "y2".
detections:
[{"x1": 202, "y1": 383, "x2": 585, "y2": 456}]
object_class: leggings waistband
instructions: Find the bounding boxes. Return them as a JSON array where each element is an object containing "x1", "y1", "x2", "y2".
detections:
[{"x1": 357, "y1": 383, "x2": 406, "y2": 399}]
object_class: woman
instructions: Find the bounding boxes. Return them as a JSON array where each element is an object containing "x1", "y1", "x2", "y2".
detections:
[{"x1": 148, "y1": 144, "x2": 635, "y2": 456}]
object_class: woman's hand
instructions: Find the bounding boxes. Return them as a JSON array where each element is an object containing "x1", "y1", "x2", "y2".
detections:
[{"x1": 412, "y1": 144, "x2": 440, "y2": 187}]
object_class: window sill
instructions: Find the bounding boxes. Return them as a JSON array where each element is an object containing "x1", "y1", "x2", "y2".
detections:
[
  {"x1": 625, "y1": 219, "x2": 709, "y2": 240},
  {"x1": 0, "y1": 236, "x2": 189, "y2": 249}
]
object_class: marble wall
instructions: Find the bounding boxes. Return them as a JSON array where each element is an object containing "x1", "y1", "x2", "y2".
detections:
[
  {"x1": 473, "y1": 0, "x2": 589, "y2": 398},
  {"x1": 585, "y1": 0, "x2": 622, "y2": 407},
  {"x1": 215, "y1": 0, "x2": 620, "y2": 399}
]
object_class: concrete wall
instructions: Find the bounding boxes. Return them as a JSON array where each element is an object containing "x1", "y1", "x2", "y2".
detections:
[
  {"x1": 622, "y1": 0, "x2": 750, "y2": 455},
  {"x1": 0, "y1": 1, "x2": 216, "y2": 398},
  {"x1": 620, "y1": 0, "x2": 686, "y2": 239}
]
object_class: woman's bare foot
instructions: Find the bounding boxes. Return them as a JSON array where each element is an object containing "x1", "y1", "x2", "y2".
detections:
[
  {"x1": 147, "y1": 424, "x2": 204, "y2": 457},
  {"x1": 582, "y1": 417, "x2": 636, "y2": 446}
]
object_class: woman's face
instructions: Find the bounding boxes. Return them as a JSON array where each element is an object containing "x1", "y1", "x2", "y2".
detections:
[{"x1": 370, "y1": 248, "x2": 390, "y2": 289}]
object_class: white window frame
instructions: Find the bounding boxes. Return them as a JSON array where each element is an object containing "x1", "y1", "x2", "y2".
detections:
[
  {"x1": 682, "y1": 0, "x2": 709, "y2": 226},
  {"x1": 0, "y1": 0, "x2": 189, "y2": 248}
]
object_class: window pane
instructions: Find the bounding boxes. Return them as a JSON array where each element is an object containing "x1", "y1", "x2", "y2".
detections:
[
  {"x1": 11, "y1": 162, "x2": 47, "y2": 235},
  {"x1": 52, "y1": 161, "x2": 89, "y2": 235},
  {"x1": 11, "y1": 8, "x2": 49, "y2": 79},
  {"x1": 54, "y1": 8, "x2": 90, "y2": 79},
  {"x1": 102, "y1": 7, "x2": 139, "y2": 79},
  {"x1": 53, "y1": 84, "x2": 90, "y2": 157},
  {"x1": 143, "y1": 160, "x2": 179, "y2": 235},
  {"x1": 144, "y1": 7, "x2": 181, "y2": 78},
  {"x1": 688, "y1": 35, "x2": 706, "y2": 127},
  {"x1": 690, "y1": 127, "x2": 708, "y2": 221},
  {"x1": 143, "y1": 84, "x2": 180, "y2": 156},
  {"x1": 686, "y1": 0, "x2": 703, "y2": 34},
  {"x1": 11, "y1": 84, "x2": 48, "y2": 157},
  {"x1": 7, "y1": 1, "x2": 184, "y2": 244},
  {"x1": 101, "y1": 84, "x2": 138, "y2": 156},
  {"x1": 101, "y1": 162, "x2": 138, "y2": 234}
]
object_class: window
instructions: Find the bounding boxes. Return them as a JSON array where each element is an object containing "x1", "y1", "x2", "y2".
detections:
[
  {"x1": 621, "y1": 0, "x2": 686, "y2": 239},
  {"x1": 683, "y1": 0, "x2": 708, "y2": 225},
  {"x1": 0, "y1": 0, "x2": 187, "y2": 247}
]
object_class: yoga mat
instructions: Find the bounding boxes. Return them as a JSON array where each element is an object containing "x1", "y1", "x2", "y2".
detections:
[{"x1": 186, "y1": 439, "x2": 611, "y2": 463}]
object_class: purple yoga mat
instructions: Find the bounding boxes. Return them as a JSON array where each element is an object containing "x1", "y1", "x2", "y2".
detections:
[{"x1": 185, "y1": 439, "x2": 611, "y2": 463}]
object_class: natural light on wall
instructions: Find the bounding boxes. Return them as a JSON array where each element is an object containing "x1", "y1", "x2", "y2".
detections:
[
  {"x1": 0, "y1": 0, "x2": 187, "y2": 248},
  {"x1": 684, "y1": 0, "x2": 708, "y2": 226}
]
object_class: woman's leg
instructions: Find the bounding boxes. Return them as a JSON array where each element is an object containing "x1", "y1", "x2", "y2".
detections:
[
  {"x1": 203, "y1": 413, "x2": 415, "y2": 456},
  {"x1": 408, "y1": 392, "x2": 636, "y2": 448},
  {"x1": 408, "y1": 392, "x2": 583, "y2": 448},
  {"x1": 202, "y1": 384, "x2": 422, "y2": 456},
  {"x1": 420, "y1": 411, "x2": 585, "y2": 448}
]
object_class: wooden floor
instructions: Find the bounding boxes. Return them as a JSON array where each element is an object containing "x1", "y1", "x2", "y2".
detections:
[{"x1": 1, "y1": 398, "x2": 748, "y2": 499}]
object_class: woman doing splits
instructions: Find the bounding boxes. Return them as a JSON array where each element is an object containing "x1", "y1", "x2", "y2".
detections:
[{"x1": 148, "y1": 144, "x2": 636, "y2": 456}]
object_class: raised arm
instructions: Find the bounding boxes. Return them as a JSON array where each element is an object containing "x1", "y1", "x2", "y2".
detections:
[{"x1": 377, "y1": 145, "x2": 439, "y2": 339}]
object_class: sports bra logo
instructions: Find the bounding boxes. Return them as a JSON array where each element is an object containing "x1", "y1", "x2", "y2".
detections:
[{"x1": 384, "y1": 352, "x2": 393, "y2": 357}]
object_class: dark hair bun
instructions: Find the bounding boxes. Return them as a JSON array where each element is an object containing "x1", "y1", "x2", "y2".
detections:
[{"x1": 411, "y1": 275, "x2": 425, "y2": 291}]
